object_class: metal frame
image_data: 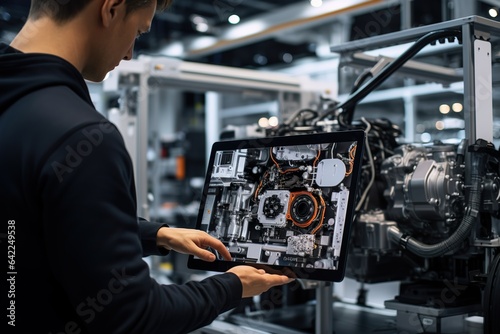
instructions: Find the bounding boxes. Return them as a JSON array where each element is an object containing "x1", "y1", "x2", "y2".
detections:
[
  {"x1": 103, "y1": 56, "x2": 325, "y2": 218},
  {"x1": 331, "y1": 15, "x2": 500, "y2": 332},
  {"x1": 331, "y1": 15, "x2": 500, "y2": 144},
  {"x1": 103, "y1": 56, "x2": 339, "y2": 334}
]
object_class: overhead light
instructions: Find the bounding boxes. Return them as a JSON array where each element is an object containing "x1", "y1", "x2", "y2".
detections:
[
  {"x1": 258, "y1": 117, "x2": 269, "y2": 128},
  {"x1": 195, "y1": 22, "x2": 209, "y2": 32},
  {"x1": 253, "y1": 54, "x2": 268, "y2": 65},
  {"x1": 435, "y1": 121, "x2": 445, "y2": 130},
  {"x1": 489, "y1": 8, "x2": 498, "y2": 18},
  {"x1": 452, "y1": 102, "x2": 463, "y2": 112},
  {"x1": 282, "y1": 53, "x2": 293, "y2": 63},
  {"x1": 310, "y1": 0, "x2": 323, "y2": 7},
  {"x1": 439, "y1": 104, "x2": 450, "y2": 114},
  {"x1": 420, "y1": 132, "x2": 432, "y2": 143},
  {"x1": 268, "y1": 116, "x2": 279, "y2": 127},
  {"x1": 190, "y1": 14, "x2": 210, "y2": 33},
  {"x1": 228, "y1": 14, "x2": 240, "y2": 25}
]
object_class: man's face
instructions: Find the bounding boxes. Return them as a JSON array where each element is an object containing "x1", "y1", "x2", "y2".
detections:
[{"x1": 84, "y1": 1, "x2": 156, "y2": 81}]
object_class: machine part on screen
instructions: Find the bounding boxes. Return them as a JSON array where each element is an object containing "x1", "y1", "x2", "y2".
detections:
[{"x1": 200, "y1": 143, "x2": 358, "y2": 270}]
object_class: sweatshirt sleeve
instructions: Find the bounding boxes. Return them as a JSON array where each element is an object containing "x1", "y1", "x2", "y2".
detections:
[
  {"x1": 39, "y1": 122, "x2": 242, "y2": 334},
  {"x1": 138, "y1": 217, "x2": 170, "y2": 257}
]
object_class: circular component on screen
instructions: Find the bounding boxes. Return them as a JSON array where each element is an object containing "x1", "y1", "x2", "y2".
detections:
[
  {"x1": 290, "y1": 194, "x2": 315, "y2": 224},
  {"x1": 263, "y1": 194, "x2": 284, "y2": 219}
]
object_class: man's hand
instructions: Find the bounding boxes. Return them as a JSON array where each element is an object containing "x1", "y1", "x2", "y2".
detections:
[
  {"x1": 227, "y1": 266, "x2": 294, "y2": 298},
  {"x1": 156, "y1": 227, "x2": 231, "y2": 262}
]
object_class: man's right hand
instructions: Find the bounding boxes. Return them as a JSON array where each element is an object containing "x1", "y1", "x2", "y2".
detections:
[{"x1": 227, "y1": 266, "x2": 294, "y2": 298}]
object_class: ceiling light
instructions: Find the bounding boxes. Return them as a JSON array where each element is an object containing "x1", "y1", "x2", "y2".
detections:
[
  {"x1": 439, "y1": 104, "x2": 450, "y2": 114},
  {"x1": 489, "y1": 8, "x2": 498, "y2": 18},
  {"x1": 191, "y1": 15, "x2": 205, "y2": 24},
  {"x1": 420, "y1": 132, "x2": 431, "y2": 143},
  {"x1": 258, "y1": 117, "x2": 269, "y2": 128},
  {"x1": 268, "y1": 116, "x2": 279, "y2": 127},
  {"x1": 282, "y1": 53, "x2": 293, "y2": 63},
  {"x1": 435, "y1": 121, "x2": 445, "y2": 130},
  {"x1": 195, "y1": 22, "x2": 209, "y2": 32},
  {"x1": 310, "y1": 0, "x2": 323, "y2": 8},
  {"x1": 228, "y1": 14, "x2": 240, "y2": 25},
  {"x1": 253, "y1": 54, "x2": 268, "y2": 65},
  {"x1": 452, "y1": 102, "x2": 463, "y2": 112},
  {"x1": 190, "y1": 15, "x2": 210, "y2": 33}
]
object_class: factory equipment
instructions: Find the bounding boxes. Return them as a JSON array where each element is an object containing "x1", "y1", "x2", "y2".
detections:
[
  {"x1": 266, "y1": 16, "x2": 500, "y2": 333},
  {"x1": 103, "y1": 15, "x2": 500, "y2": 333}
]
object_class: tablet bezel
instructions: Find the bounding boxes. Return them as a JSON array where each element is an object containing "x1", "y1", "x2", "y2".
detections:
[{"x1": 187, "y1": 130, "x2": 365, "y2": 282}]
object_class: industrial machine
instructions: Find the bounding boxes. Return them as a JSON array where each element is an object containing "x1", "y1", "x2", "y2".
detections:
[
  {"x1": 104, "y1": 15, "x2": 500, "y2": 334},
  {"x1": 265, "y1": 16, "x2": 500, "y2": 334}
]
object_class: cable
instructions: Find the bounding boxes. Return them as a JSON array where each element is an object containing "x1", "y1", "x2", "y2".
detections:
[
  {"x1": 342, "y1": 69, "x2": 374, "y2": 128},
  {"x1": 355, "y1": 118, "x2": 376, "y2": 212},
  {"x1": 315, "y1": 29, "x2": 462, "y2": 126}
]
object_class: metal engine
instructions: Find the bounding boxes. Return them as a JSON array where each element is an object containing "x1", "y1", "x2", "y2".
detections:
[
  {"x1": 382, "y1": 143, "x2": 466, "y2": 238},
  {"x1": 331, "y1": 122, "x2": 500, "y2": 285},
  {"x1": 265, "y1": 111, "x2": 500, "y2": 331},
  {"x1": 211, "y1": 21, "x2": 500, "y2": 333}
]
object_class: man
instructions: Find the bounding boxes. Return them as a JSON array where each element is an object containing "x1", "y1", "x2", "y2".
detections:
[{"x1": 0, "y1": 0, "x2": 292, "y2": 333}]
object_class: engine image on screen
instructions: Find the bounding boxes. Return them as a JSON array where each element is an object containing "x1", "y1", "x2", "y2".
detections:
[{"x1": 199, "y1": 141, "x2": 358, "y2": 270}]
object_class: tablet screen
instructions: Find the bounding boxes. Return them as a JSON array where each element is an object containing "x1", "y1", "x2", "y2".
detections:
[{"x1": 188, "y1": 130, "x2": 365, "y2": 281}]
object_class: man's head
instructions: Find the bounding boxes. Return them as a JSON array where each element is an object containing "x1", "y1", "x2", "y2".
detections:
[
  {"x1": 22, "y1": 0, "x2": 172, "y2": 82},
  {"x1": 29, "y1": 0, "x2": 172, "y2": 22}
]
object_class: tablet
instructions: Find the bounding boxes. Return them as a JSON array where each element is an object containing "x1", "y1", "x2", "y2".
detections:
[{"x1": 188, "y1": 130, "x2": 365, "y2": 281}]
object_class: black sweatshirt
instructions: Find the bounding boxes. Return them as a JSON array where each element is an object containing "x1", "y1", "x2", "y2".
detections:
[{"x1": 0, "y1": 43, "x2": 242, "y2": 334}]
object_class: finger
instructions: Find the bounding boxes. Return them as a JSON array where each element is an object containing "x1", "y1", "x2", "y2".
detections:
[
  {"x1": 194, "y1": 249, "x2": 217, "y2": 262},
  {"x1": 280, "y1": 276, "x2": 295, "y2": 284},
  {"x1": 266, "y1": 274, "x2": 294, "y2": 286},
  {"x1": 202, "y1": 237, "x2": 231, "y2": 261}
]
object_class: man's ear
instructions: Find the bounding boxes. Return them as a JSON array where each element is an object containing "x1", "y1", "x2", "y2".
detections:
[{"x1": 101, "y1": 0, "x2": 127, "y2": 28}]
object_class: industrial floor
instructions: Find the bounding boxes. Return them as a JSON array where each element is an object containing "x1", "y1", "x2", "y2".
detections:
[
  {"x1": 193, "y1": 301, "x2": 484, "y2": 334},
  {"x1": 195, "y1": 302, "x2": 399, "y2": 334}
]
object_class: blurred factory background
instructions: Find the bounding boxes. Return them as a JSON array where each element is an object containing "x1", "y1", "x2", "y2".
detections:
[{"x1": 3, "y1": 1, "x2": 500, "y2": 333}]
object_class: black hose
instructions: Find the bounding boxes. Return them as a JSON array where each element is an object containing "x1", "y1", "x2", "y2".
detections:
[{"x1": 318, "y1": 29, "x2": 462, "y2": 125}]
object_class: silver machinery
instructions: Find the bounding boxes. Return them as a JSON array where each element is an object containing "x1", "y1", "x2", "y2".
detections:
[
  {"x1": 266, "y1": 16, "x2": 500, "y2": 333},
  {"x1": 103, "y1": 15, "x2": 500, "y2": 334}
]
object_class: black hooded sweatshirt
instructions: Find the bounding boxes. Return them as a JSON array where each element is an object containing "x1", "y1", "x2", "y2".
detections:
[{"x1": 0, "y1": 43, "x2": 241, "y2": 334}]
